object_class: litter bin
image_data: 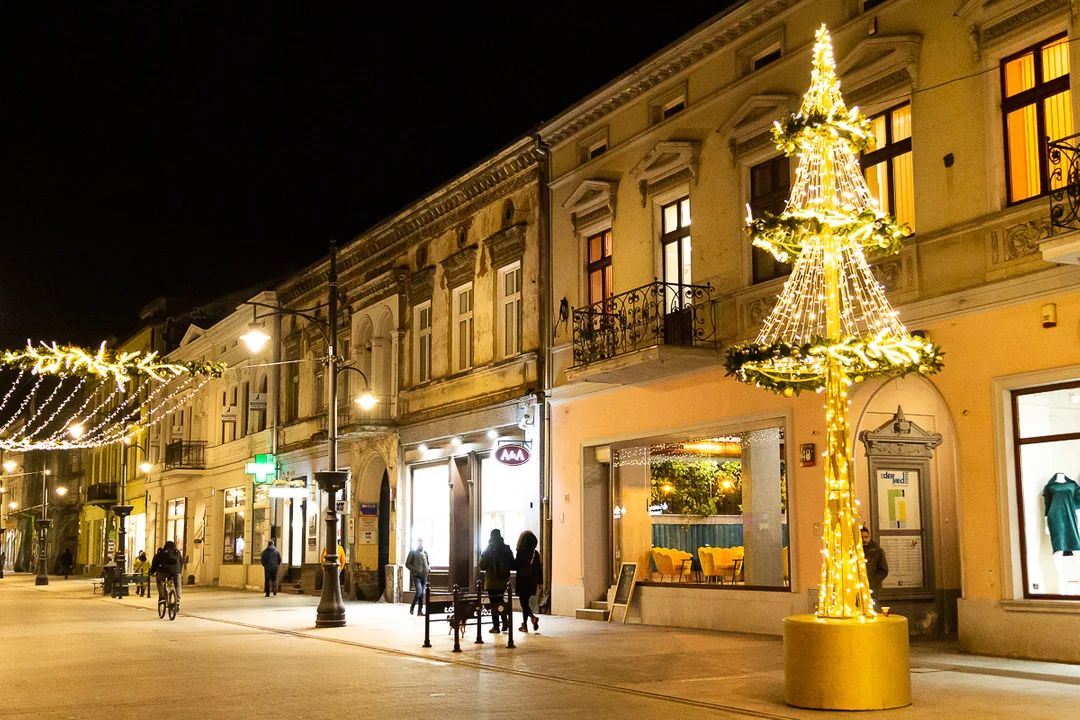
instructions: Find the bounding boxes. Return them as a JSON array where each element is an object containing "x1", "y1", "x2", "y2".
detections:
[{"x1": 102, "y1": 566, "x2": 116, "y2": 596}]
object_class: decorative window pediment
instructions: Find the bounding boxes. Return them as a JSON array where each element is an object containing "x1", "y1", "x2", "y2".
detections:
[
  {"x1": 440, "y1": 245, "x2": 479, "y2": 289},
  {"x1": 485, "y1": 223, "x2": 527, "y2": 268},
  {"x1": 406, "y1": 266, "x2": 435, "y2": 307},
  {"x1": 563, "y1": 179, "x2": 618, "y2": 236},
  {"x1": 838, "y1": 35, "x2": 922, "y2": 107},
  {"x1": 961, "y1": 0, "x2": 1072, "y2": 58},
  {"x1": 718, "y1": 94, "x2": 797, "y2": 165},
  {"x1": 631, "y1": 141, "x2": 700, "y2": 207}
]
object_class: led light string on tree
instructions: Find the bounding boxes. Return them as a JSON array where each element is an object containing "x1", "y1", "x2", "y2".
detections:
[{"x1": 725, "y1": 25, "x2": 946, "y2": 620}]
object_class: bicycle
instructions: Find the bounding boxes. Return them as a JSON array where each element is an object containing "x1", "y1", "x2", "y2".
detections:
[{"x1": 157, "y1": 576, "x2": 179, "y2": 621}]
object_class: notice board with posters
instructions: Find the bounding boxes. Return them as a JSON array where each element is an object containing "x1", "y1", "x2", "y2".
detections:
[{"x1": 609, "y1": 561, "x2": 638, "y2": 624}]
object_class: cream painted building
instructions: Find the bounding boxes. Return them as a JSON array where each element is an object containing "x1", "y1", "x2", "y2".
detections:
[
  {"x1": 270, "y1": 136, "x2": 545, "y2": 597},
  {"x1": 539, "y1": 0, "x2": 1080, "y2": 663}
]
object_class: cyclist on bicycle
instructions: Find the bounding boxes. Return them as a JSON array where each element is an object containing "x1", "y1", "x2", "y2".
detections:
[{"x1": 156, "y1": 541, "x2": 184, "y2": 606}]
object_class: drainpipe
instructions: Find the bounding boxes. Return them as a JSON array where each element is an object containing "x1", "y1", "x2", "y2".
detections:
[
  {"x1": 534, "y1": 132, "x2": 554, "y2": 610},
  {"x1": 271, "y1": 309, "x2": 282, "y2": 540}
]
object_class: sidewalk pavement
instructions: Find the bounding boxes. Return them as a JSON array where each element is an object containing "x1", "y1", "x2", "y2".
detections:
[{"x1": 13, "y1": 574, "x2": 1080, "y2": 719}]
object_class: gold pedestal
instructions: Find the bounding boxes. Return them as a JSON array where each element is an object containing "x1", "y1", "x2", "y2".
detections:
[{"x1": 784, "y1": 614, "x2": 911, "y2": 710}]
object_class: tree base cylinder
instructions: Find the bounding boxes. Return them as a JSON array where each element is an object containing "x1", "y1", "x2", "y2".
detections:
[{"x1": 784, "y1": 613, "x2": 911, "y2": 710}]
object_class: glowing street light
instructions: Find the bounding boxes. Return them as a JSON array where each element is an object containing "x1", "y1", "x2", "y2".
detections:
[
  {"x1": 354, "y1": 391, "x2": 379, "y2": 411},
  {"x1": 139, "y1": 461, "x2": 153, "y2": 474},
  {"x1": 240, "y1": 322, "x2": 271, "y2": 353},
  {"x1": 3, "y1": 461, "x2": 16, "y2": 473},
  {"x1": 68, "y1": 424, "x2": 84, "y2": 439},
  {"x1": 55, "y1": 486, "x2": 68, "y2": 496}
]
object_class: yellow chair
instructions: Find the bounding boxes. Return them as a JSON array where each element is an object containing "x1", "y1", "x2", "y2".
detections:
[
  {"x1": 783, "y1": 545, "x2": 790, "y2": 584},
  {"x1": 698, "y1": 547, "x2": 717, "y2": 582},
  {"x1": 713, "y1": 548, "x2": 735, "y2": 583},
  {"x1": 653, "y1": 548, "x2": 676, "y2": 581},
  {"x1": 670, "y1": 549, "x2": 693, "y2": 579}
]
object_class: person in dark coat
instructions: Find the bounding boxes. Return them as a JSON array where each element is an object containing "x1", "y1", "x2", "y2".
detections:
[
  {"x1": 261, "y1": 539, "x2": 282, "y2": 596},
  {"x1": 157, "y1": 540, "x2": 184, "y2": 603},
  {"x1": 515, "y1": 530, "x2": 543, "y2": 633},
  {"x1": 479, "y1": 529, "x2": 514, "y2": 633},
  {"x1": 405, "y1": 538, "x2": 430, "y2": 615},
  {"x1": 58, "y1": 548, "x2": 73, "y2": 579},
  {"x1": 861, "y1": 527, "x2": 889, "y2": 609}
]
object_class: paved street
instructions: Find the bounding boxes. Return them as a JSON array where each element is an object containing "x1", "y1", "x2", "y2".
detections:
[{"x1": 2, "y1": 574, "x2": 1078, "y2": 719}]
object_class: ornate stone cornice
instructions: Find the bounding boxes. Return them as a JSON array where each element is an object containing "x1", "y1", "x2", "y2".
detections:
[
  {"x1": 405, "y1": 266, "x2": 436, "y2": 307},
  {"x1": 440, "y1": 245, "x2": 479, "y2": 289},
  {"x1": 980, "y1": 0, "x2": 1069, "y2": 47},
  {"x1": 540, "y1": 0, "x2": 805, "y2": 147},
  {"x1": 632, "y1": 141, "x2": 700, "y2": 206},
  {"x1": 278, "y1": 138, "x2": 539, "y2": 305},
  {"x1": 349, "y1": 267, "x2": 409, "y2": 311},
  {"x1": 486, "y1": 223, "x2": 527, "y2": 268}
]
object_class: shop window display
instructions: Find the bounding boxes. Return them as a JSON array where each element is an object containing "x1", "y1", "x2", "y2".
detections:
[
  {"x1": 612, "y1": 425, "x2": 789, "y2": 588},
  {"x1": 411, "y1": 464, "x2": 450, "y2": 567},
  {"x1": 1014, "y1": 383, "x2": 1080, "y2": 597},
  {"x1": 479, "y1": 454, "x2": 531, "y2": 553}
]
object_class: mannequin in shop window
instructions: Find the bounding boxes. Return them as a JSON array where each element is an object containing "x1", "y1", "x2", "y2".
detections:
[{"x1": 1044, "y1": 473, "x2": 1080, "y2": 557}]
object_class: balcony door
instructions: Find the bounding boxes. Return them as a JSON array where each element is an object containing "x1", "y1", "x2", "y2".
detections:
[{"x1": 661, "y1": 196, "x2": 693, "y2": 345}]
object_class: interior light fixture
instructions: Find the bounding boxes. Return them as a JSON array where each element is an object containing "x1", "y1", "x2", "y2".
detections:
[
  {"x1": 418, "y1": 444, "x2": 429, "y2": 454},
  {"x1": 450, "y1": 436, "x2": 462, "y2": 447},
  {"x1": 1070, "y1": 391, "x2": 1080, "y2": 404}
]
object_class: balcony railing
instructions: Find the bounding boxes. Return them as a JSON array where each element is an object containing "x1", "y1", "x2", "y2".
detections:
[
  {"x1": 1049, "y1": 132, "x2": 1080, "y2": 232},
  {"x1": 572, "y1": 281, "x2": 718, "y2": 366},
  {"x1": 164, "y1": 440, "x2": 206, "y2": 470},
  {"x1": 86, "y1": 483, "x2": 118, "y2": 505}
]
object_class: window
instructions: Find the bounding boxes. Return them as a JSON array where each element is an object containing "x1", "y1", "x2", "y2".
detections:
[
  {"x1": 863, "y1": 0, "x2": 887, "y2": 10},
  {"x1": 588, "y1": 140, "x2": 608, "y2": 159},
  {"x1": 220, "y1": 389, "x2": 236, "y2": 444},
  {"x1": 750, "y1": 156, "x2": 791, "y2": 284},
  {"x1": 662, "y1": 97, "x2": 686, "y2": 120},
  {"x1": 480, "y1": 454, "x2": 532, "y2": 558},
  {"x1": 498, "y1": 263, "x2": 523, "y2": 358},
  {"x1": 240, "y1": 381, "x2": 250, "y2": 438},
  {"x1": 415, "y1": 301, "x2": 432, "y2": 383},
  {"x1": 412, "y1": 464, "x2": 450, "y2": 567},
  {"x1": 612, "y1": 426, "x2": 789, "y2": 588},
  {"x1": 587, "y1": 230, "x2": 614, "y2": 306},
  {"x1": 337, "y1": 338, "x2": 351, "y2": 414},
  {"x1": 1012, "y1": 381, "x2": 1080, "y2": 598},
  {"x1": 256, "y1": 376, "x2": 268, "y2": 432},
  {"x1": 222, "y1": 486, "x2": 247, "y2": 565},
  {"x1": 313, "y1": 346, "x2": 327, "y2": 413},
  {"x1": 863, "y1": 103, "x2": 914, "y2": 232},
  {"x1": 1002, "y1": 35, "x2": 1073, "y2": 204},
  {"x1": 285, "y1": 341, "x2": 300, "y2": 422},
  {"x1": 452, "y1": 283, "x2": 474, "y2": 373},
  {"x1": 166, "y1": 498, "x2": 186, "y2": 560},
  {"x1": 661, "y1": 197, "x2": 692, "y2": 309},
  {"x1": 252, "y1": 484, "x2": 270, "y2": 553},
  {"x1": 752, "y1": 45, "x2": 782, "y2": 71}
]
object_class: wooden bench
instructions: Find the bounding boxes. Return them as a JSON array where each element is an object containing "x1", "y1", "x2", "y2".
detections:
[{"x1": 91, "y1": 578, "x2": 105, "y2": 594}]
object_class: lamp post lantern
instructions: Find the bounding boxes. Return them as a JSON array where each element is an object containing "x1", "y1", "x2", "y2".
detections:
[{"x1": 240, "y1": 241, "x2": 376, "y2": 628}]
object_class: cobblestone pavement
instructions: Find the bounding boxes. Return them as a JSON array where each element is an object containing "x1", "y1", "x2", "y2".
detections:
[{"x1": 2, "y1": 574, "x2": 1077, "y2": 719}]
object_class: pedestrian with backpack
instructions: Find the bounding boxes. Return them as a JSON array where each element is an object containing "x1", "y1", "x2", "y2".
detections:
[
  {"x1": 157, "y1": 540, "x2": 184, "y2": 604},
  {"x1": 515, "y1": 530, "x2": 543, "y2": 633},
  {"x1": 479, "y1": 529, "x2": 514, "y2": 633}
]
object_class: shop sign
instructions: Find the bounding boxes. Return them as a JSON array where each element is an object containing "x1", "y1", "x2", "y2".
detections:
[
  {"x1": 359, "y1": 503, "x2": 378, "y2": 515},
  {"x1": 249, "y1": 393, "x2": 267, "y2": 412},
  {"x1": 357, "y1": 516, "x2": 378, "y2": 545},
  {"x1": 494, "y1": 443, "x2": 531, "y2": 466},
  {"x1": 246, "y1": 454, "x2": 277, "y2": 484},
  {"x1": 221, "y1": 406, "x2": 238, "y2": 423}
]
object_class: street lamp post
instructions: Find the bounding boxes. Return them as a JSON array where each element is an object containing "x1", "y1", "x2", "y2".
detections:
[
  {"x1": 240, "y1": 241, "x2": 376, "y2": 628},
  {"x1": 113, "y1": 440, "x2": 152, "y2": 599},
  {"x1": 0, "y1": 486, "x2": 12, "y2": 580},
  {"x1": 35, "y1": 467, "x2": 53, "y2": 586}
]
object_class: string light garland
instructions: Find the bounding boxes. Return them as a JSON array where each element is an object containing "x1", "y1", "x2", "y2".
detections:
[
  {"x1": 725, "y1": 26, "x2": 946, "y2": 620},
  {"x1": 0, "y1": 340, "x2": 225, "y2": 451}
]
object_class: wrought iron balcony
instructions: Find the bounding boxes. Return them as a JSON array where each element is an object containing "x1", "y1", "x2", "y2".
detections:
[
  {"x1": 1049, "y1": 132, "x2": 1080, "y2": 231},
  {"x1": 86, "y1": 483, "x2": 118, "y2": 505},
  {"x1": 164, "y1": 440, "x2": 206, "y2": 470},
  {"x1": 572, "y1": 281, "x2": 718, "y2": 366}
]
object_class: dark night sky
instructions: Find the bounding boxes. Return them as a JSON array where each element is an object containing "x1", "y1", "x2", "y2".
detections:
[{"x1": 0, "y1": 1, "x2": 733, "y2": 349}]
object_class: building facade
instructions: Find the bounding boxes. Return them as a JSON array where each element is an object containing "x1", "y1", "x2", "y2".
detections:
[{"x1": 539, "y1": 0, "x2": 1080, "y2": 663}]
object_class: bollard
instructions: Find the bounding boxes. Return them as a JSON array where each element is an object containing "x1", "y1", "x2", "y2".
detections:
[
  {"x1": 452, "y1": 584, "x2": 462, "y2": 653},
  {"x1": 422, "y1": 581, "x2": 432, "y2": 649},
  {"x1": 505, "y1": 580, "x2": 515, "y2": 649},
  {"x1": 474, "y1": 579, "x2": 485, "y2": 644}
]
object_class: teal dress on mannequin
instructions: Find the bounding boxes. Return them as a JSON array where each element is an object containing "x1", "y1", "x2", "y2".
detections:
[{"x1": 1043, "y1": 475, "x2": 1080, "y2": 553}]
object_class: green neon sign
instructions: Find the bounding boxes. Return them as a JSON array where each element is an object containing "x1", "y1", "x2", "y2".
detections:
[{"x1": 246, "y1": 454, "x2": 276, "y2": 484}]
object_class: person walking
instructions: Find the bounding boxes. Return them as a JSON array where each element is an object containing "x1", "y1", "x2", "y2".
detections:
[
  {"x1": 405, "y1": 538, "x2": 430, "y2": 616},
  {"x1": 479, "y1": 529, "x2": 514, "y2": 633},
  {"x1": 261, "y1": 539, "x2": 282, "y2": 597},
  {"x1": 132, "y1": 551, "x2": 150, "y2": 596},
  {"x1": 515, "y1": 530, "x2": 543, "y2": 633},
  {"x1": 58, "y1": 547, "x2": 73, "y2": 579},
  {"x1": 861, "y1": 526, "x2": 889, "y2": 609}
]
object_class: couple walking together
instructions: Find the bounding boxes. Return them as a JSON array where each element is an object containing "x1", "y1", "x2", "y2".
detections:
[{"x1": 481, "y1": 528, "x2": 543, "y2": 634}]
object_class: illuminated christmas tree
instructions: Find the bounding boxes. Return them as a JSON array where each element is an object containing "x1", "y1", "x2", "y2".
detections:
[{"x1": 725, "y1": 26, "x2": 944, "y2": 619}]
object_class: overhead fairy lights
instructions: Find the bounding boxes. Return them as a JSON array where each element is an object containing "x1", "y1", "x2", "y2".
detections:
[
  {"x1": 725, "y1": 26, "x2": 946, "y2": 620},
  {"x1": 0, "y1": 340, "x2": 224, "y2": 452}
]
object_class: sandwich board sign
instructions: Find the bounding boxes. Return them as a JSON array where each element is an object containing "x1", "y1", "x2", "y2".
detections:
[{"x1": 609, "y1": 561, "x2": 638, "y2": 624}]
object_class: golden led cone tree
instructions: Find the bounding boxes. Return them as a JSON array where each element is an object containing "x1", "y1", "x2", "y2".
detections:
[{"x1": 725, "y1": 26, "x2": 943, "y2": 619}]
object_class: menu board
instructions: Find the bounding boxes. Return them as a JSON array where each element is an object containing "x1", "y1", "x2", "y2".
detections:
[{"x1": 609, "y1": 562, "x2": 638, "y2": 624}]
